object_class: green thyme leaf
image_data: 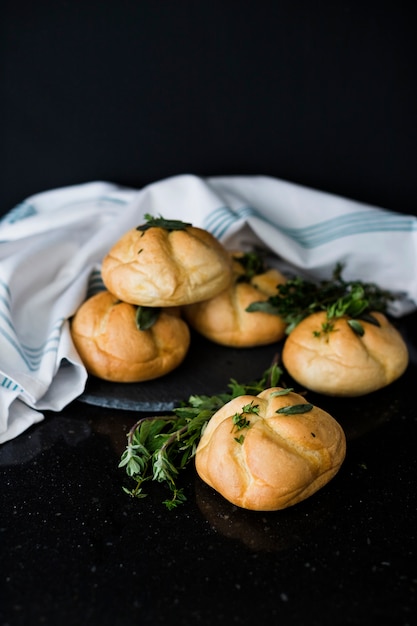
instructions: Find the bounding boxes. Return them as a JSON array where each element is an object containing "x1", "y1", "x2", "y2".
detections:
[
  {"x1": 347, "y1": 319, "x2": 365, "y2": 336},
  {"x1": 136, "y1": 213, "x2": 192, "y2": 232},
  {"x1": 234, "y1": 250, "x2": 267, "y2": 282},
  {"x1": 313, "y1": 320, "x2": 336, "y2": 338},
  {"x1": 268, "y1": 363, "x2": 282, "y2": 387},
  {"x1": 135, "y1": 306, "x2": 161, "y2": 330},
  {"x1": 231, "y1": 401, "x2": 260, "y2": 435},
  {"x1": 270, "y1": 388, "x2": 294, "y2": 397},
  {"x1": 240, "y1": 402, "x2": 260, "y2": 415},
  {"x1": 246, "y1": 300, "x2": 284, "y2": 316},
  {"x1": 276, "y1": 403, "x2": 314, "y2": 415},
  {"x1": 163, "y1": 489, "x2": 187, "y2": 509},
  {"x1": 232, "y1": 412, "x2": 250, "y2": 430}
]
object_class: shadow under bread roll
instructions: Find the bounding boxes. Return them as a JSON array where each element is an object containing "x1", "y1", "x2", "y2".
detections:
[{"x1": 70, "y1": 290, "x2": 190, "y2": 382}]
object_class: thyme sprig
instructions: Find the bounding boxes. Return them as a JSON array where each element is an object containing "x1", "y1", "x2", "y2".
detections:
[
  {"x1": 136, "y1": 213, "x2": 192, "y2": 232},
  {"x1": 119, "y1": 362, "x2": 283, "y2": 508},
  {"x1": 276, "y1": 403, "x2": 314, "y2": 415},
  {"x1": 246, "y1": 263, "x2": 394, "y2": 334},
  {"x1": 231, "y1": 401, "x2": 260, "y2": 444},
  {"x1": 233, "y1": 250, "x2": 268, "y2": 283}
]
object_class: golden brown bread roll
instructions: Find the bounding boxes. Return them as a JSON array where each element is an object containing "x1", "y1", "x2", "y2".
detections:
[
  {"x1": 183, "y1": 251, "x2": 287, "y2": 347},
  {"x1": 71, "y1": 290, "x2": 190, "y2": 382},
  {"x1": 282, "y1": 311, "x2": 409, "y2": 396},
  {"x1": 195, "y1": 387, "x2": 346, "y2": 511},
  {"x1": 101, "y1": 219, "x2": 233, "y2": 307}
]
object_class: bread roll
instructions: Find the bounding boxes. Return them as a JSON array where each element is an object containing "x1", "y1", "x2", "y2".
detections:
[
  {"x1": 101, "y1": 221, "x2": 233, "y2": 307},
  {"x1": 282, "y1": 311, "x2": 409, "y2": 396},
  {"x1": 71, "y1": 290, "x2": 190, "y2": 382},
  {"x1": 195, "y1": 387, "x2": 346, "y2": 511},
  {"x1": 183, "y1": 252, "x2": 287, "y2": 347}
]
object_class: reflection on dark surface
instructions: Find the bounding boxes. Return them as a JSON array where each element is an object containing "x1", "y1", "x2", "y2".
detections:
[
  {"x1": 396, "y1": 312, "x2": 417, "y2": 364},
  {"x1": 0, "y1": 416, "x2": 91, "y2": 466},
  {"x1": 0, "y1": 408, "x2": 137, "y2": 468},
  {"x1": 88, "y1": 410, "x2": 138, "y2": 456},
  {"x1": 194, "y1": 476, "x2": 337, "y2": 553},
  {"x1": 303, "y1": 376, "x2": 408, "y2": 442}
]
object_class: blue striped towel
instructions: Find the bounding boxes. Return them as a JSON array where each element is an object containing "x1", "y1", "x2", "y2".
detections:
[{"x1": 1, "y1": 174, "x2": 416, "y2": 443}]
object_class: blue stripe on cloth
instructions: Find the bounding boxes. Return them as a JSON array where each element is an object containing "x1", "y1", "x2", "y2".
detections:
[
  {"x1": 53, "y1": 194, "x2": 130, "y2": 213},
  {"x1": 0, "y1": 295, "x2": 11, "y2": 312},
  {"x1": 203, "y1": 206, "x2": 257, "y2": 239},
  {"x1": 0, "y1": 326, "x2": 37, "y2": 370},
  {"x1": 98, "y1": 195, "x2": 130, "y2": 205},
  {"x1": 276, "y1": 211, "x2": 417, "y2": 247},
  {"x1": 1, "y1": 376, "x2": 23, "y2": 392},
  {"x1": 0, "y1": 202, "x2": 38, "y2": 224},
  {"x1": 0, "y1": 193, "x2": 129, "y2": 226},
  {"x1": 204, "y1": 206, "x2": 417, "y2": 248},
  {"x1": 0, "y1": 311, "x2": 15, "y2": 331},
  {"x1": 0, "y1": 279, "x2": 12, "y2": 304},
  {"x1": 0, "y1": 318, "x2": 63, "y2": 371}
]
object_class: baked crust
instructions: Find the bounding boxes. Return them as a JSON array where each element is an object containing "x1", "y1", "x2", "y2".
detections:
[
  {"x1": 101, "y1": 224, "x2": 233, "y2": 307},
  {"x1": 183, "y1": 254, "x2": 287, "y2": 347},
  {"x1": 70, "y1": 290, "x2": 190, "y2": 382},
  {"x1": 282, "y1": 311, "x2": 409, "y2": 396},
  {"x1": 195, "y1": 387, "x2": 346, "y2": 511}
]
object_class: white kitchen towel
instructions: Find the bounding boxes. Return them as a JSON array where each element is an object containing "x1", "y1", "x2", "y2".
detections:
[{"x1": 1, "y1": 173, "x2": 416, "y2": 443}]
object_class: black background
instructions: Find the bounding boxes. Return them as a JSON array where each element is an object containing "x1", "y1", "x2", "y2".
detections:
[{"x1": 2, "y1": 0, "x2": 416, "y2": 215}]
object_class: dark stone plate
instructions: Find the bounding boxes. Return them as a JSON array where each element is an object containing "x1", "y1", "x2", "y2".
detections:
[{"x1": 77, "y1": 331, "x2": 282, "y2": 411}]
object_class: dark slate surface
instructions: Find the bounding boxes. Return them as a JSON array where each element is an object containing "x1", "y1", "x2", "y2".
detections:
[
  {"x1": 78, "y1": 331, "x2": 282, "y2": 411},
  {"x1": 1, "y1": 312, "x2": 416, "y2": 626}
]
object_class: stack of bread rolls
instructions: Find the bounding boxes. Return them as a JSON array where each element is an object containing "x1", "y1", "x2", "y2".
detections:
[
  {"x1": 71, "y1": 218, "x2": 292, "y2": 382},
  {"x1": 71, "y1": 216, "x2": 234, "y2": 382}
]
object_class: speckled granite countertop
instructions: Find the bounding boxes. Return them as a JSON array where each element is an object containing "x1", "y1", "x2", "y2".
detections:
[{"x1": 1, "y1": 313, "x2": 416, "y2": 626}]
